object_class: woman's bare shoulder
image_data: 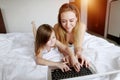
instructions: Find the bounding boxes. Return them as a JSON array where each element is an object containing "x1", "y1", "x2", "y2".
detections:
[
  {"x1": 80, "y1": 22, "x2": 86, "y2": 26},
  {"x1": 80, "y1": 22, "x2": 87, "y2": 30}
]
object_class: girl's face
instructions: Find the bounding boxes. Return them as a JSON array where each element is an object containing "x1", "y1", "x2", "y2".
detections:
[
  {"x1": 46, "y1": 31, "x2": 56, "y2": 47},
  {"x1": 60, "y1": 11, "x2": 77, "y2": 33}
]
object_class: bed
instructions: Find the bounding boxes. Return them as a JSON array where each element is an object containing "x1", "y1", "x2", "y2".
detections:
[{"x1": 0, "y1": 32, "x2": 120, "y2": 80}]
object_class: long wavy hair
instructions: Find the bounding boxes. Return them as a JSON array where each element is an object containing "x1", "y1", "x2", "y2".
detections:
[
  {"x1": 55, "y1": 3, "x2": 81, "y2": 45},
  {"x1": 35, "y1": 24, "x2": 54, "y2": 56}
]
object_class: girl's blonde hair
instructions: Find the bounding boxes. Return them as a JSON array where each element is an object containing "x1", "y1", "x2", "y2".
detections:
[
  {"x1": 35, "y1": 24, "x2": 54, "y2": 56},
  {"x1": 55, "y1": 3, "x2": 81, "y2": 45}
]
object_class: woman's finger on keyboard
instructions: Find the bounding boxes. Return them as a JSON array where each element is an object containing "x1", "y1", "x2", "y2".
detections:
[
  {"x1": 85, "y1": 60, "x2": 89, "y2": 68},
  {"x1": 80, "y1": 60, "x2": 84, "y2": 67},
  {"x1": 74, "y1": 63, "x2": 80, "y2": 72}
]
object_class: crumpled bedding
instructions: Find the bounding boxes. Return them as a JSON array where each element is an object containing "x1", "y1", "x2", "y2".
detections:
[{"x1": 0, "y1": 32, "x2": 120, "y2": 80}]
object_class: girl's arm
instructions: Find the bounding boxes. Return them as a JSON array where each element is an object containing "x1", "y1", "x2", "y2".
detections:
[
  {"x1": 35, "y1": 51, "x2": 70, "y2": 72},
  {"x1": 31, "y1": 21, "x2": 37, "y2": 39}
]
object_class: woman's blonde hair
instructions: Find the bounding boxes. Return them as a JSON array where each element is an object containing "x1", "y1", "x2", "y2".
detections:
[
  {"x1": 55, "y1": 3, "x2": 81, "y2": 45},
  {"x1": 35, "y1": 24, "x2": 54, "y2": 56}
]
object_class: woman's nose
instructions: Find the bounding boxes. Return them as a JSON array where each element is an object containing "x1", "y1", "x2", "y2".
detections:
[{"x1": 66, "y1": 21, "x2": 70, "y2": 28}]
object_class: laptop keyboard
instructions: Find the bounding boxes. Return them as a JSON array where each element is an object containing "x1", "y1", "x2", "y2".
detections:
[{"x1": 51, "y1": 66, "x2": 93, "y2": 80}]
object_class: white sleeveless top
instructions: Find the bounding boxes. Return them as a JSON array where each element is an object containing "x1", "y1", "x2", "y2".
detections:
[{"x1": 42, "y1": 47, "x2": 63, "y2": 62}]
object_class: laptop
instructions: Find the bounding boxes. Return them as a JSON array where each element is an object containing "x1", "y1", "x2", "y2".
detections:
[{"x1": 48, "y1": 63, "x2": 97, "y2": 80}]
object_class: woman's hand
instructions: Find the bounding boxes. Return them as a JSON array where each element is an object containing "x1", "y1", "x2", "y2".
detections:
[
  {"x1": 76, "y1": 53, "x2": 89, "y2": 68},
  {"x1": 70, "y1": 55, "x2": 81, "y2": 72},
  {"x1": 56, "y1": 62, "x2": 70, "y2": 72},
  {"x1": 75, "y1": 47, "x2": 89, "y2": 67},
  {"x1": 63, "y1": 55, "x2": 80, "y2": 72}
]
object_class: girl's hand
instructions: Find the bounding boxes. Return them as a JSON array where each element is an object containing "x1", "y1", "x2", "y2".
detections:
[
  {"x1": 76, "y1": 54, "x2": 89, "y2": 68},
  {"x1": 56, "y1": 62, "x2": 70, "y2": 72},
  {"x1": 62, "y1": 56, "x2": 70, "y2": 65}
]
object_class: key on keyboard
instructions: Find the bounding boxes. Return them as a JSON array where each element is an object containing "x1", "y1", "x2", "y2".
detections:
[{"x1": 51, "y1": 66, "x2": 93, "y2": 80}]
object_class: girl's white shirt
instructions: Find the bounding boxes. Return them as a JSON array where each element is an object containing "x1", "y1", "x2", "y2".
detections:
[{"x1": 42, "y1": 47, "x2": 63, "y2": 62}]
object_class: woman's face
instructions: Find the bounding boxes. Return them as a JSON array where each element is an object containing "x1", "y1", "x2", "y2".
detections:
[
  {"x1": 60, "y1": 11, "x2": 77, "y2": 33},
  {"x1": 46, "y1": 31, "x2": 56, "y2": 47}
]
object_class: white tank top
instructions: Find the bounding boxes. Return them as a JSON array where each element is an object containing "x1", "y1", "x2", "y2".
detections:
[{"x1": 42, "y1": 47, "x2": 63, "y2": 62}]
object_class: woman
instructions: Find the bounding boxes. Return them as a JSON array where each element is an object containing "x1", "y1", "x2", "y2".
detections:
[{"x1": 54, "y1": 3, "x2": 89, "y2": 69}]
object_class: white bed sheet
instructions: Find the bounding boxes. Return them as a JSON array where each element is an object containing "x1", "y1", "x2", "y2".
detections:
[{"x1": 0, "y1": 32, "x2": 120, "y2": 80}]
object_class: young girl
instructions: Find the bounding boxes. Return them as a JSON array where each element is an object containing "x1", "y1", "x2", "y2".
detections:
[{"x1": 32, "y1": 23, "x2": 74, "y2": 72}]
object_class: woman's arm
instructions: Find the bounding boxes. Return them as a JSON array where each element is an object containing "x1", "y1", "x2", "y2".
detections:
[
  {"x1": 74, "y1": 23, "x2": 86, "y2": 50},
  {"x1": 74, "y1": 23, "x2": 89, "y2": 67},
  {"x1": 74, "y1": 23, "x2": 86, "y2": 55},
  {"x1": 55, "y1": 40, "x2": 74, "y2": 57},
  {"x1": 55, "y1": 40, "x2": 81, "y2": 72}
]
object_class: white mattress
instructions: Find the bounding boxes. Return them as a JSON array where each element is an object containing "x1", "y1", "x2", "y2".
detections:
[{"x1": 0, "y1": 32, "x2": 120, "y2": 80}]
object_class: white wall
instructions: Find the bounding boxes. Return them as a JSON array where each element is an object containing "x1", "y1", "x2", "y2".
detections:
[
  {"x1": 0, "y1": 0, "x2": 1, "y2": 5},
  {"x1": 2, "y1": 0, "x2": 119, "y2": 35},
  {"x1": 0, "y1": 0, "x2": 68, "y2": 32},
  {"x1": 108, "y1": 0, "x2": 120, "y2": 37}
]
